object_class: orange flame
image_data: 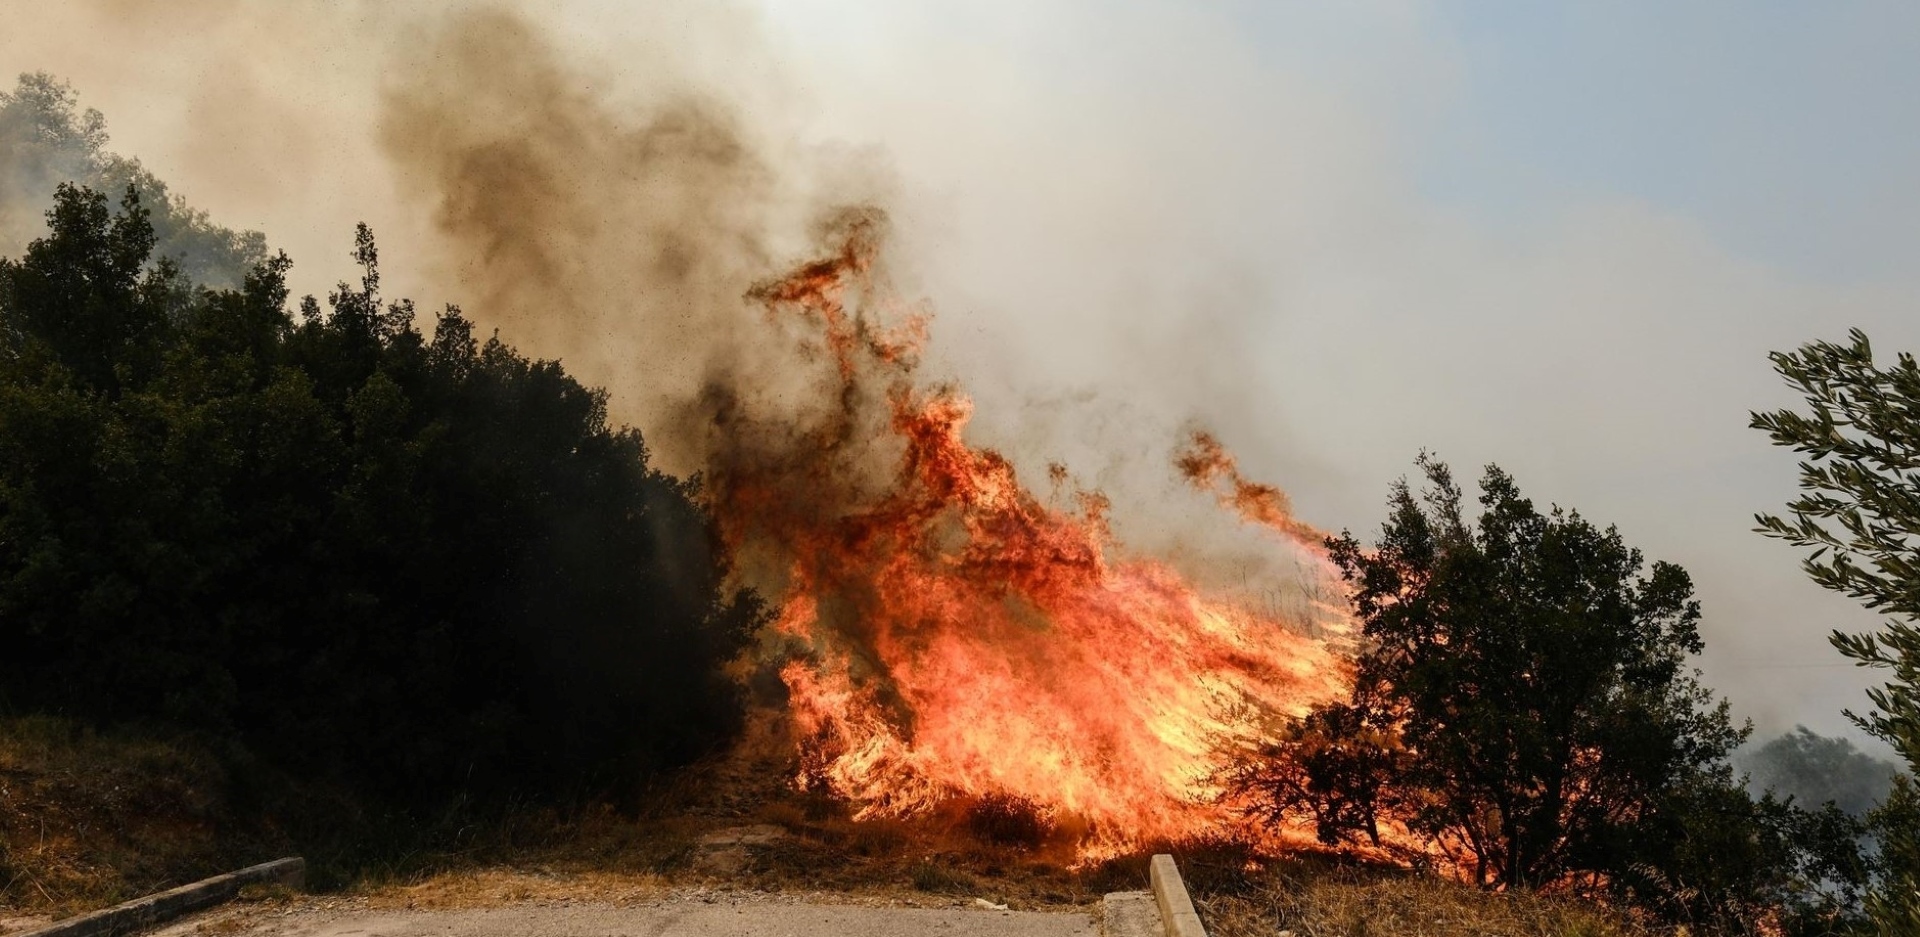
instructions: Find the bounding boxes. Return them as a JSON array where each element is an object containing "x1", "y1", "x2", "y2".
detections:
[
  {"x1": 705, "y1": 216, "x2": 1350, "y2": 858},
  {"x1": 1175, "y1": 431, "x2": 1326, "y2": 551}
]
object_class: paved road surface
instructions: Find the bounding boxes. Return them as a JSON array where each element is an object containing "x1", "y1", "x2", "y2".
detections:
[{"x1": 153, "y1": 895, "x2": 1101, "y2": 937}]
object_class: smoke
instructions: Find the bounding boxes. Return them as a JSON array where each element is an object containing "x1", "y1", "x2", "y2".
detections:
[
  {"x1": 0, "y1": 1, "x2": 429, "y2": 298},
  {"x1": 0, "y1": 75, "x2": 101, "y2": 252},
  {"x1": 0, "y1": 0, "x2": 1304, "y2": 563},
  {"x1": 377, "y1": 7, "x2": 847, "y2": 474},
  {"x1": 362, "y1": 5, "x2": 1306, "y2": 599},
  {"x1": 6, "y1": 0, "x2": 1918, "y2": 747}
]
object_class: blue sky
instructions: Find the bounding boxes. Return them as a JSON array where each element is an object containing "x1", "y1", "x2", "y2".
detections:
[{"x1": 1419, "y1": 3, "x2": 1920, "y2": 281}]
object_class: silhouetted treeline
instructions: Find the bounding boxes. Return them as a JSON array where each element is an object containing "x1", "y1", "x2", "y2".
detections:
[{"x1": 0, "y1": 183, "x2": 760, "y2": 805}]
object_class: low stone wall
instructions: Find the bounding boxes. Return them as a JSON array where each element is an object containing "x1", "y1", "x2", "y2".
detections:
[{"x1": 19, "y1": 857, "x2": 304, "y2": 937}]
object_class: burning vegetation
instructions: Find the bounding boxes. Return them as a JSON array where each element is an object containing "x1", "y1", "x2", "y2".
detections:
[
  {"x1": 5, "y1": 6, "x2": 1918, "y2": 931},
  {"x1": 360, "y1": 14, "x2": 1367, "y2": 861},
  {"x1": 700, "y1": 210, "x2": 1351, "y2": 860}
]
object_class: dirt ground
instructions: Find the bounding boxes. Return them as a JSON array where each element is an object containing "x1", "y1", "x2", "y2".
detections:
[{"x1": 149, "y1": 889, "x2": 1100, "y2": 937}]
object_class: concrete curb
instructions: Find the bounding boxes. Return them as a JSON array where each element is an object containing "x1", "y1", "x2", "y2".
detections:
[
  {"x1": 19, "y1": 857, "x2": 305, "y2": 937},
  {"x1": 1148, "y1": 854, "x2": 1207, "y2": 937}
]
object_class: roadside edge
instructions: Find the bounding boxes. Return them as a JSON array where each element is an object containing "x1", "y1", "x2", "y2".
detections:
[
  {"x1": 19, "y1": 857, "x2": 305, "y2": 937},
  {"x1": 1148, "y1": 854, "x2": 1206, "y2": 937}
]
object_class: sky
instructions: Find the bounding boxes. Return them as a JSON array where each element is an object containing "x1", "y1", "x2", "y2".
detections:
[
  {"x1": 724, "y1": 1, "x2": 1920, "y2": 747},
  {"x1": 4, "y1": 0, "x2": 1917, "y2": 748}
]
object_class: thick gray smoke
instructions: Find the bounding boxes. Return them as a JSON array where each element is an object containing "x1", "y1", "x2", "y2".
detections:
[
  {"x1": 383, "y1": 11, "x2": 749, "y2": 463},
  {"x1": 374, "y1": 7, "x2": 905, "y2": 479}
]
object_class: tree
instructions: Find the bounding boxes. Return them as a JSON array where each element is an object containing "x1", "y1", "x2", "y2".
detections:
[
  {"x1": 1, "y1": 73, "x2": 264, "y2": 287},
  {"x1": 1739, "y1": 726, "x2": 1899, "y2": 818},
  {"x1": 0, "y1": 184, "x2": 760, "y2": 805},
  {"x1": 1232, "y1": 457, "x2": 1859, "y2": 932},
  {"x1": 0, "y1": 183, "x2": 170, "y2": 393},
  {"x1": 1754, "y1": 328, "x2": 1920, "y2": 934},
  {"x1": 1224, "y1": 699, "x2": 1408, "y2": 851}
]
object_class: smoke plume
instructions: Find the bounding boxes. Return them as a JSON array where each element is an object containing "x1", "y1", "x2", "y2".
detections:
[
  {"x1": 377, "y1": 7, "x2": 831, "y2": 475},
  {"x1": 369, "y1": 6, "x2": 1349, "y2": 854}
]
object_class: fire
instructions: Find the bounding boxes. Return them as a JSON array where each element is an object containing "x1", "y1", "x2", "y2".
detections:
[
  {"x1": 1175, "y1": 430, "x2": 1326, "y2": 551},
  {"x1": 704, "y1": 213, "x2": 1350, "y2": 858}
]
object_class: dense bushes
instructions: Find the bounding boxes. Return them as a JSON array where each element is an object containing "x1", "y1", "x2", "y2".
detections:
[
  {"x1": 1228, "y1": 458, "x2": 1868, "y2": 933},
  {"x1": 0, "y1": 184, "x2": 760, "y2": 806}
]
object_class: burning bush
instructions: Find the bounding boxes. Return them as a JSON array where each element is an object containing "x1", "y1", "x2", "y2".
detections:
[
  {"x1": 960, "y1": 794, "x2": 1055, "y2": 850},
  {"x1": 701, "y1": 215, "x2": 1352, "y2": 861}
]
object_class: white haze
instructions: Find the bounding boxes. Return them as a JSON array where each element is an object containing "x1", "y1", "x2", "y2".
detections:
[{"x1": 3, "y1": 0, "x2": 1915, "y2": 750}]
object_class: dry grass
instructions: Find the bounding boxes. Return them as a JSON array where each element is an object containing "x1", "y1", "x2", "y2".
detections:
[
  {"x1": 325, "y1": 723, "x2": 1104, "y2": 912},
  {"x1": 325, "y1": 780, "x2": 1667, "y2": 937},
  {"x1": 334, "y1": 814, "x2": 1668, "y2": 937},
  {"x1": 0, "y1": 715, "x2": 288, "y2": 919},
  {"x1": 0, "y1": 713, "x2": 1676, "y2": 937},
  {"x1": 373, "y1": 798, "x2": 1096, "y2": 910},
  {"x1": 1188, "y1": 856, "x2": 1665, "y2": 937},
  {"x1": 351, "y1": 868, "x2": 671, "y2": 910}
]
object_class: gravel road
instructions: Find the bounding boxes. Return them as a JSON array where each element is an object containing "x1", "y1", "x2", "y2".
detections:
[{"x1": 151, "y1": 893, "x2": 1101, "y2": 937}]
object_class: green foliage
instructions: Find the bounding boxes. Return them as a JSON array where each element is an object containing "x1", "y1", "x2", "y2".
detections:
[
  {"x1": 1864, "y1": 777, "x2": 1920, "y2": 936},
  {"x1": 0, "y1": 185, "x2": 759, "y2": 806},
  {"x1": 1231, "y1": 457, "x2": 1863, "y2": 932},
  {"x1": 1754, "y1": 328, "x2": 1920, "y2": 934},
  {"x1": 1622, "y1": 780, "x2": 1870, "y2": 934},
  {"x1": 1, "y1": 73, "x2": 265, "y2": 287}
]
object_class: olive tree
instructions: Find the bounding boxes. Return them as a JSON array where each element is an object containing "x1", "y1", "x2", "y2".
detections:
[{"x1": 1754, "y1": 328, "x2": 1920, "y2": 934}]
